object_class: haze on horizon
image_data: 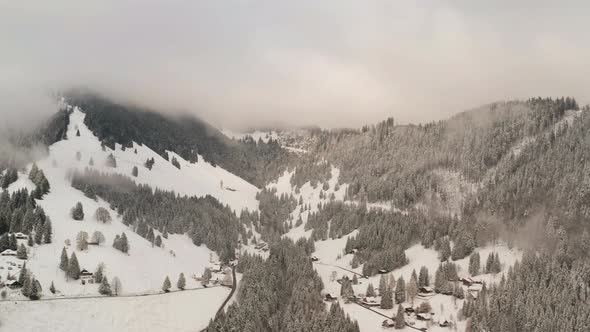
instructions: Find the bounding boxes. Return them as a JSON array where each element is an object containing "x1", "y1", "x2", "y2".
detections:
[{"x1": 1, "y1": 1, "x2": 590, "y2": 130}]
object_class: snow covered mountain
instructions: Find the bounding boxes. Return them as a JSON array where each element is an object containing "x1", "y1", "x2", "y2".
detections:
[
  {"x1": 0, "y1": 104, "x2": 260, "y2": 331},
  {"x1": 1, "y1": 96, "x2": 590, "y2": 332}
]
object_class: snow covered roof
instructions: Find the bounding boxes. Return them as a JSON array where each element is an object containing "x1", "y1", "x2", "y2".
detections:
[
  {"x1": 79, "y1": 269, "x2": 93, "y2": 275},
  {"x1": 1, "y1": 249, "x2": 16, "y2": 255}
]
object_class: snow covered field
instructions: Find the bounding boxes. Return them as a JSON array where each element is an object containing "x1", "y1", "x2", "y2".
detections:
[
  {"x1": 2, "y1": 107, "x2": 248, "y2": 297},
  {"x1": 0, "y1": 286, "x2": 229, "y2": 332}
]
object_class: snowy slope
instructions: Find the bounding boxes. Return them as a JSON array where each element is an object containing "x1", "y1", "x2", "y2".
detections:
[
  {"x1": 58, "y1": 108, "x2": 259, "y2": 212},
  {"x1": 0, "y1": 286, "x2": 229, "y2": 332},
  {"x1": 1, "y1": 107, "x2": 256, "y2": 297}
]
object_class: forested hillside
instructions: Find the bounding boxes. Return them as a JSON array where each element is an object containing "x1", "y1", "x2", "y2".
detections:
[
  {"x1": 64, "y1": 92, "x2": 287, "y2": 186},
  {"x1": 309, "y1": 98, "x2": 578, "y2": 208}
]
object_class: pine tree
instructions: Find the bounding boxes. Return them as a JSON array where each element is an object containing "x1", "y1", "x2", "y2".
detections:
[
  {"x1": 99, "y1": 276, "x2": 112, "y2": 295},
  {"x1": 29, "y1": 278, "x2": 42, "y2": 300},
  {"x1": 407, "y1": 272, "x2": 418, "y2": 305},
  {"x1": 49, "y1": 281, "x2": 56, "y2": 294},
  {"x1": 366, "y1": 283, "x2": 376, "y2": 297},
  {"x1": 352, "y1": 274, "x2": 358, "y2": 285},
  {"x1": 395, "y1": 276, "x2": 406, "y2": 304},
  {"x1": 177, "y1": 273, "x2": 186, "y2": 290},
  {"x1": 112, "y1": 277, "x2": 122, "y2": 296},
  {"x1": 147, "y1": 228, "x2": 155, "y2": 247},
  {"x1": 120, "y1": 233, "x2": 129, "y2": 253},
  {"x1": 68, "y1": 252, "x2": 81, "y2": 280},
  {"x1": 440, "y1": 239, "x2": 451, "y2": 261},
  {"x1": 18, "y1": 263, "x2": 28, "y2": 285},
  {"x1": 155, "y1": 235, "x2": 162, "y2": 247},
  {"x1": 395, "y1": 304, "x2": 405, "y2": 329},
  {"x1": 71, "y1": 202, "x2": 84, "y2": 220},
  {"x1": 95, "y1": 263, "x2": 105, "y2": 283},
  {"x1": 27, "y1": 234, "x2": 34, "y2": 247},
  {"x1": 106, "y1": 154, "x2": 117, "y2": 168},
  {"x1": 418, "y1": 266, "x2": 429, "y2": 287},
  {"x1": 162, "y1": 276, "x2": 171, "y2": 292},
  {"x1": 132, "y1": 166, "x2": 138, "y2": 177},
  {"x1": 43, "y1": 220, "x2": 52, "y2": 243},
  {"x1": 21, "y1": 272, "x2": 32, "y2": 297},
  {"x1": 203, "y1": 268, "x2": 212, "y2": 282},
  {"x1": 17, "y1": 243, "x2": 27, "y2": 259},
  {"x1": 379, "y1": 274, "x2": 387, "y2": 297},
  {"x1": 469, "y1": 252, "x2": 480, "y2": 276},
  {"x1": 380, "y1": 285, "x2": 393, "y2": 309},
  {"x1": 59, "y1": 247, "x2": 69, "y2": 271}
]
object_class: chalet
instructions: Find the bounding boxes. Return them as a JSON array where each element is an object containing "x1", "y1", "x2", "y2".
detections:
[
  {"x1": 5, "y1": 280, "x2": 22, "y2": 289},
  {"x1": 439, "y1": 317, "x2": 450, "y2": 327},
  {"x1": 210, "y1": 264, "x2": 223, "y2": 273},
  {"x1": 460, "y1": 277, "x2": 483, "y2": 286},
  {"x1": 419, "y1": 286, "x2": 433, "y2": 294},
  {"x1": 311, "y1": 256, "x2": 319, "y2": 262},
  {"x1": 88, "y1": 241, "x2": 100, "y2": 246},
  {"x1": 1, "y1": 249, "x2": 16, "y2": 256},
  {"x1": 324, "y1": 293, "x2": 338, "y2": 302},
  {"x1": 348, "y1": 248, "x2": 358, "y2": 254},
  {"x1": 382, "y1": 319, "x2": 395, "y2": 328},
  {"x1": 12, "y1": 232, "x2": 27, "y2": 240},
  {"x1": 378, "y1": 269, "x2": 388, "y2": 274},
  {"x1": 404, "y1": 306, "x2": 415, "y2": 314},
  {"x1": 79, "y1": 269, "x2": 94, "y2": 285},
  {"x1": 360, "y1": 296, "x2": 380, "y2": 307},
  {"x1": 416, "y1": 313, "x2": 431, "y2": 321},
  {"x1": 254, "y1": 242, "x2": 267, "y2": 250}
]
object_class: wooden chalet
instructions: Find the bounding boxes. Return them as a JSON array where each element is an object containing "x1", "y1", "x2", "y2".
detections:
[
  {"x1": 360, "y1": 296, "x2": 380, "y2": 307},
  {"x1": 416, "y1": 313, "x2": 431, "y2": 321},
  {"x1": 5, "y1": 280, "x2": 22, "y2": 289},
  {"x1": 418, "y1": 286, "x2": 433, "y2": 294},
  {"x1": 1, "y1": 249, "x2": 16, "y2": 256},
  {"x1": 324, "y1": 293, "x2": 338, "y2": 302},
  {"x1": 79, "y1": 269, "x2": 94, "y2": 285},
  {"x1": 382, "y1": 319, "x2": 395, "y2": 328}
]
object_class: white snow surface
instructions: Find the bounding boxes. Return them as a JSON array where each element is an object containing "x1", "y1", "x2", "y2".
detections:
[
  {"x1": 0, "y1": 286, "x2": 229, "y2": 332},
  {"x1": 1, "y1": 107, "x2": 254, "y2": 297}
]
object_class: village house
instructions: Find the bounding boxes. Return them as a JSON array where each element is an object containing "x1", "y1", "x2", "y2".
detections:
[
  {"x1": 5, "y1": 280, "x2": 22, "y2": 289},
  {"x1": 1, "y1": 249, "x2": 17, "y2": 256},
  {"x1": 210, "y1": 263, "x2": 223, "y2": 273},
  {"x1": 79, "y1": 269, "x2": 94, "y2": 285},
  {"x1": 382, "y1": 319, "x2": 395, "y2": 328},
  {"x1": 10, "y1": 232, "x2": 28, "y2": 240},
  {"x1": 360, "y1": 296, "x2": 380, "y2": 307},
  {"x1": 311, "y1": 256, "x2": 319, "y2": 262},
  {"x1": 418, "y1": 286, "x2": 433, "y2": 294},
  {"x1": 416, "y1": 313, "x2": 431, "y2": 321},
  {"x1": 324, "y1": 293, "x2": 338, "y2": 302}
]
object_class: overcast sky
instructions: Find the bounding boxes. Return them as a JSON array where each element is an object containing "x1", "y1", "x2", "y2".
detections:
[{"x1": 1, "y1": 1, "x2": 590, "y2": 130}]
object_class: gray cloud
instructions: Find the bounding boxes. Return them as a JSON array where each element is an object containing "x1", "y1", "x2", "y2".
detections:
[{"x1": 1, "y1": 0, "x2": 590, "y2": 130}]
